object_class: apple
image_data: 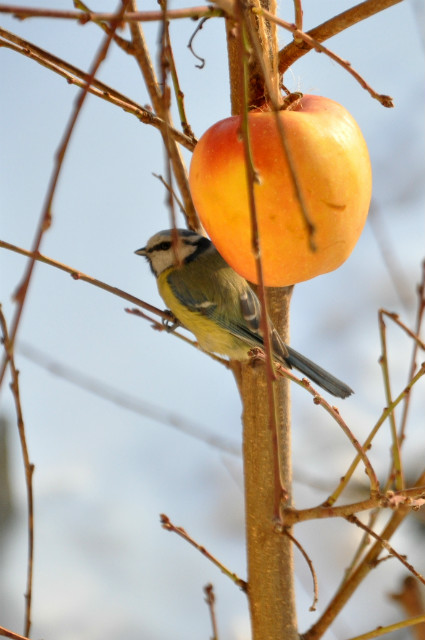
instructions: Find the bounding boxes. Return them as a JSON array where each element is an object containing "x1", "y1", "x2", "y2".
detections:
[{"x1": 189, "y1": 95, "x2": 372, "y2": 286}]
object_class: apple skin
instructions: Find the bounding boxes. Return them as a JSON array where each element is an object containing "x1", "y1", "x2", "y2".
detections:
[{"x1": 189, "y1": 95, "x2": 372, "y2": 286}]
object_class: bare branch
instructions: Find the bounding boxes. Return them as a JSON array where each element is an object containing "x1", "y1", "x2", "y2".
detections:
[
  {"x1": 262, "y1": 8, "x2": 394, "y2": 107},
  {"x1": 0, "y1": 28, "x2": 196, "y2": 151},
  {"x1": 0, "y1": 3, "x2": 219, "y2": 22},
  {"x1": 278, "y1": 0, "x2": 404, "y2": 74}
]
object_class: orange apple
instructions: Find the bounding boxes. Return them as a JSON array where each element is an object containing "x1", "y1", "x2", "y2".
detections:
[{"x1": 189, "y1": 95, "x2": 372, "y2": 286}]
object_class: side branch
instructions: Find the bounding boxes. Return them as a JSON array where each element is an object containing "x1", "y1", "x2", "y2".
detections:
[
  {"x1": 262, "y1": 8, "x2": 393, "y2": 107},
  {"x1": 278, "y1": 0, "x2": 404, "y2": 74},
  {"x1": 0, "y1": 4, "x2": 219, "y2": 22},
  {"x1": 284, "y1": 487, "x2": 425, "y2": 525}
]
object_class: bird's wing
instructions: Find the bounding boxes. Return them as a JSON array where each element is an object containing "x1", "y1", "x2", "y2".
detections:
[{"x1": 166, "y1": 269, "x2": 287, "y2": 357}]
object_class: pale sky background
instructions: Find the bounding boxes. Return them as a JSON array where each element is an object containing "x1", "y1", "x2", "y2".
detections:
[{"x1": 0, "y1": 0, "x2": 424, "y2": 639}]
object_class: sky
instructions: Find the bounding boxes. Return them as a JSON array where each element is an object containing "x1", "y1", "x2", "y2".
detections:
[{"x1": 0, "y1": 0, "x2": 424, "y2": 639}]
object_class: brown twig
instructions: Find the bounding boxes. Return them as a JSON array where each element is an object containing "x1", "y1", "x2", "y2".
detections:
[
  {"x1": 324, "y1": 362, "x2": 425, "y2": 507},
  {"x1": 160, "y1": 514, "x2": 247, "y2": 591},
  {"x1": 278, "y1": 0, "x2": 404, "y2": 75},
  {"x1": 304, "y1": 469, "x2": 425, "y2": 640},
  {"x1": 0, "y1": 239, "x2": 232, "y2": 368},
  {"x1": 0, "y1": 28, "x2": 196, "y2": 151},
  {"x1": 0, "y1": 1, "x2": 131, "y2": 390},
  {"x1": 0, "y1": 627, "x2": 31, "y2": 640},
  {"x1": 284, "y1": 529, "x2": 319, "y2": 611},
  {"x1": 292, "y1": 0, "x2": 303, "y2": 40},
  {"x1": 271, "y1": 358, "x2": 380, "y2": 496},
  {"x1": 0, "y1": 308, "x2": 34, "y2": 637},
  {"x1": 152, "y1": 173, "x2": 186, "y2": 215},
  {"x1": 0, "y1": 3, "x2": 220, "y2": 22},
  {"x1": 346, "y1": 514, "x2": 425, "y2": 585},
  {"x1": 261, "y1": 8, "x2": 394, "y2": 107},
  {"x1": 204, "y1": 584, "x2": 219, "y2": 640},
  {"x1": 127, "y1": 0, "x2": 200, "y2": 231},
  {"x1": 284, "y1": 487, "x2": 425, "y2": 525}
]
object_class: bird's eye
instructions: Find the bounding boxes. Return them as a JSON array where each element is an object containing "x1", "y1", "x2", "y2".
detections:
[{"x1": 156, "y1": 241, "x2": 171, "y2": 251}]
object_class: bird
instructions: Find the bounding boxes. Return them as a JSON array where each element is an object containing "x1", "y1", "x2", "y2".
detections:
[{"x1": 135, "y1": 228, "x2": 353, "y2": 399}]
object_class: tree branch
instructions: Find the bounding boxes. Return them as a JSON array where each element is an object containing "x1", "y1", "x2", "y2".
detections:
[{"x1": 278, "y1": 0, "x2": 404, "y2": 74}]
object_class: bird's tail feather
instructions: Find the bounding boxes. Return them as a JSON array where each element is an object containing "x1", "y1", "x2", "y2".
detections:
[{"x1": 285, "y1": 346, "x2": 353, "y2": 399}]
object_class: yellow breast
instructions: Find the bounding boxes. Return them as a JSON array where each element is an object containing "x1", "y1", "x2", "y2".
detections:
[{"x1": 157, "y1": 269, "x2": 249, "y2": 360}]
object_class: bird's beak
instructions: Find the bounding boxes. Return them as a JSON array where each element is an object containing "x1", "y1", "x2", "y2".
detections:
[{"x1": 135, "y1": 247, "x2": 146, "y2": 256}]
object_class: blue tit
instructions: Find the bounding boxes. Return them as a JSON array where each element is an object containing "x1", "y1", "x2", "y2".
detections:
[{"x1": 135, "y1": 229, "x2": 353, "y2": 399}]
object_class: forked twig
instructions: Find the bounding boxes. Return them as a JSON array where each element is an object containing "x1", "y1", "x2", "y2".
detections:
[{"x1": 346, "y1": 514, "x2": 425, "y2": 585}]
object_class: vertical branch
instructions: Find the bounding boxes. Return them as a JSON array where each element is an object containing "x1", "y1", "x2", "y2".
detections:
[
  {"x1": 226, "y1": 0, "x2": 297, "y2": 638},
  {"x1": 0, "y1": 308, "x2": 34, "y2": 638}
]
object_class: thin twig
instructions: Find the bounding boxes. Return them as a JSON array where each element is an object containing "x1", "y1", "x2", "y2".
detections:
[
  {"x1": 304, "y1": 469, "x2": 425, "y2": 640},
  {"x1": 346, "y1": 514, "x2": 425, "y2": 585},
  {"x1": 204, "y1": 584, "x2": 219, "y2": 640},
  {"x1": 0, "y1": 1, "x2": 131, "y2": 390},
  {"x1": 378, "y1": 310, "x2": 404, "y2": 490},
  {"x1": 187, "y1": 16, "x2": 209, "y2": 69},
  {"x1": 323, "y1": 363, "x2": 425, "y2": 507},
  {"x1": 284, "y1": 487, "x2": 425, "y2": 525},
  {"x1": 272, "y1": 359, "x2": 380, "y2": 496},
  {"x1": 127, "y1": 0, "x2": 200, "y2": 231},
  {"x1": 261, "y1": 7, "x2": 394, "y2": 107},
  {"x1": 0, "y1": 28, "x2": 196, "y2": 150},
  {"x1": 0, "y1": 4, "x2": 220, "y2": 22},
  {"x1": 162, "y1": 17, "x2": 195, "y2": 138},
  {"x1": 278, "y1": 0, "x2": 404, "y2": 75},
  {"x1": 292, "y1": 0, "x2": 303, "y2": 40},
  {"x1": 0, "y1": 308, "x2": 34, "y2": 637},
  {"x1": 0, "y1": 239, "x2": 232, "y2": 368},
  {"x1": 284, "y1": 529, "x2": 318, "y2": 611},
  {"x1": 152, "y1": 173, "x2": 186, "y2": 215},
  {"x1": 160, "y1": 514, "x2": 247, "y2": 591},
  {"x1": 0, "y1": 627, "x2": 31, "y2": 640},
  {"x1": 345, "y1": 615, "x2": 425, "y2": 640}
]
